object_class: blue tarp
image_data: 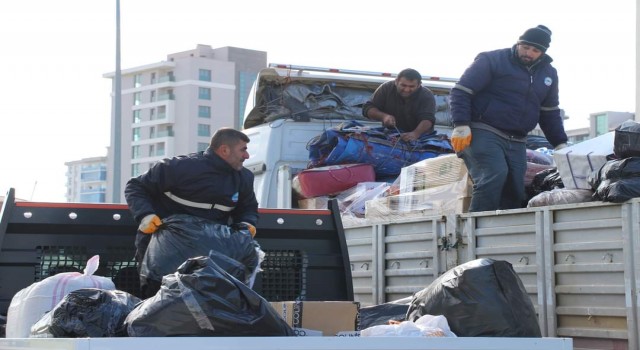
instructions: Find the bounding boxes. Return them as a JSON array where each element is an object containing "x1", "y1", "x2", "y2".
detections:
[{"x1": 307, "y1": 121, "x2": 454, "y2": 178}]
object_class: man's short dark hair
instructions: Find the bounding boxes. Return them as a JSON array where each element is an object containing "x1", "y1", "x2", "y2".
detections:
[
  {"x1": 397, "y1": 68, "x2": 422, "y2": 84},
  {"x1": 209, "y1": 127, "x2": 250, "y2": 150}
]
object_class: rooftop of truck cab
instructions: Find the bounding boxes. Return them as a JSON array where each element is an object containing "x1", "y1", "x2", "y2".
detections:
[
  {"x1": 256, "y1": 67, "x2": 455, "y2": 90},
  {"x1": 242, "y1": 66, "x2": 456, "y2": 129}
]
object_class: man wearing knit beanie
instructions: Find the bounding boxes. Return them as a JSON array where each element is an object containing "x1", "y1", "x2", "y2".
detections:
[
  {"x1": 518, "y1": 25, "x2": 552, "y2": 52},
  {"x1": 449, "y1": 25, "x2": 568, "y2": 212}
]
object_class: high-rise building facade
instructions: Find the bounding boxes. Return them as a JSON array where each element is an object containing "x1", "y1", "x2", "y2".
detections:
[
  {"x1": 65, "y1": 156, "x2": 108, "y2": 203},
  {"x1": 103, "y1": 45, "x2": 266, "y2": 203}
]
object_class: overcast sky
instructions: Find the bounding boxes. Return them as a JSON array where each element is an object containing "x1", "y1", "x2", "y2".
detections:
[{"x1": 0, "y1": 0, "x2": 635, "y2": 202}]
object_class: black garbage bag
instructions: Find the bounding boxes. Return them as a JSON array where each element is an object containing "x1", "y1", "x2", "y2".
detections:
[
  {"x1": 125, "y1": 255, "x2": 295, "y2": 337},
  {"x1": 614, "y1": 120, "x2": 640, "y2": 159},
  {"x1": 359, "y1": 300, "x2": 410, "y2": 330},
  {"x1": 140, "y1": 214, "x2": 261, "y2": 297},
  {"x1": 0, "y1": 315, "x2": 6, "y2": 338},
  {"x1": 406, "y1": 258, "x2": 541, "y2": 337},
  {"x1": 591, "y1": 157, "x2": 640, "y2": 202},
  {"x1": 30, "y1": 288, "x2": 141, "y2": 337}
]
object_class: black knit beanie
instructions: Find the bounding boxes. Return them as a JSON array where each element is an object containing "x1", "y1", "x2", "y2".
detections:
[{"x1": 518, "y1": 25, "x2": 552, "y2": 52}]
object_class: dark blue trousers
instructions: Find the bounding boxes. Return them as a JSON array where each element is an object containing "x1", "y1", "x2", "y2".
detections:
[{"x1": 459, "y1": 128, "x2": 527, "y2": 212}]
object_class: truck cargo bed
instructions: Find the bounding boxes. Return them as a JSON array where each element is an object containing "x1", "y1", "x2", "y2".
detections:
[{"x1": 0, "y1": 188, "x2": 354, "y2": 317}]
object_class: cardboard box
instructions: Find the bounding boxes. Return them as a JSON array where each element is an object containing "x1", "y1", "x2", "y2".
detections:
[
  {"x1": 270, "y1": 301, "x2": 359, "y2": 336},
  {"x1": 399, "y1": 154, "x2": 468, "y2": 194},
  {"x1": 365, "y1": 176, "x2": 472, "y2": 220},
  {"x1": 553, "y1": 132, "x2": 614, "y2": 190},
  {"x1": 298, "y1": 196, "x2": 330, "y2": 209}
]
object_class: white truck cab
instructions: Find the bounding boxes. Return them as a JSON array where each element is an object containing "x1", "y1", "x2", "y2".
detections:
[{"x1": 241, "y1": 64, "x2": 456, "y2": 209}]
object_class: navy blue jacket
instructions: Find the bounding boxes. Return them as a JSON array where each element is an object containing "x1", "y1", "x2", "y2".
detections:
[
  {"x1": 124, "y1": 148, "x2": 258, "y2": 226},
  {"x1": 450, "y1": 46, "x2": 568, "y2": 147}
]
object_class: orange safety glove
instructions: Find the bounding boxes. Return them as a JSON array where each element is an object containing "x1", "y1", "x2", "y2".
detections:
[
  {"x1": 451, "y1": 125, "x2": 472, "y2": 153},
  {"x1": 138, "y1": 214, "x2": 162, "y2": 234}
]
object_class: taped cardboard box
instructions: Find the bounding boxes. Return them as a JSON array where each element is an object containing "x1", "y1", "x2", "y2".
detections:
[
  {"x1": 553, "y1": 132, "x2": 614, "y2": 190},
  {"x1": 270, "y1": 301, "x2": 360, "y2": 336}
]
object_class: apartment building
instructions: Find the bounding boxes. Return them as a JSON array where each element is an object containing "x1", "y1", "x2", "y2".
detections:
[
  {"x1": 103, "y1": 45, "x2": 267, "y2": 203},
  {"x1": 65, "y1": 156, "x2": 108, "y2": 203}
]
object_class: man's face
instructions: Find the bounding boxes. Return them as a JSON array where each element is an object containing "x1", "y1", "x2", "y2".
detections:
[
  {"x1": 516, "y1": 44, "x2": 544, "y2": 66},
  {"x1": 395, "y1": 77, "x2": 421, "y2": 98},
  {"x1": 221, "y1": 141, "x2": 250, "y2": 170}
]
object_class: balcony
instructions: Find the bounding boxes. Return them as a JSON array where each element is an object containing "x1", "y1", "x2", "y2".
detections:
[
  {"x1": 153, "y1": 130, "x2": 174, "y2": 138},
  {"x1": 158, "y1": 75, "x2": 175, "y2": 83},
  {"x1": 158, "y1": 93, "x2": 175, "y2": 101}
]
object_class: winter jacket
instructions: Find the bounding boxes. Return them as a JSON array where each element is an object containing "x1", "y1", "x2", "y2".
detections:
[
  {"x1": 450, "y1": 46, "x2": 568, "y2": 147},
  {"x1": 125, "y1": 148, "x2": 258, "y2": 226}
]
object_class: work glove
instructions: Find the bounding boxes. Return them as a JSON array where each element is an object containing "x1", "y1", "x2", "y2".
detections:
[
  {"x1": 138, "y1": 214, "x2": 162, "y2": 234},
  {"x1": 232, "y1": 222, "x2": 257, "y2": 238},
  {"x1": 554, "y1": 143, "x2": 568, "y2": 151},
  {"x1": 451, "y1": 125, "x2": 472, "y2": 153}
]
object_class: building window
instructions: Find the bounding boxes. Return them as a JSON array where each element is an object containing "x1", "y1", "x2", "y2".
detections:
[
  {"x1": 134, "y1": 92, "x2": 142, "y2": 106},
  {"x1": 197, "y1": 142, "x2": 209, "y2": 152},
  {"x1": 133, "y1": 110, "x2": 141, "y2": 123},
  {"x1": 149, "y1": 144, "x2": 155, "y2": 157},
  {"x1": 134, "y1": 74, "x2": 142, "y2": 88},
  {"x1": 199, "y1": 69, "x2": 212, "y2": 82},
  {"x1": 239, "y1": 71, "x2": 257, "y2": 120},
  {"x1": 157, "y1": 143, "x2": 165, "y2": 156},
  {"x1": 150, "y1": 72, "x2": 156, "y2": 84},
  {"x1": 198, "y1": 105, "x2": 211, "y2": 118},
  {"x1": 198, "y1": 124, "x2": 211, "y2": 137},
  {"x1": 595, "y1": 114, "x2": 608, "y2": 136},
  {"x1": 132, "y1": 127, "x2": 141, "y2": 141},
  {"x1": 157, "y1": 106, "x2": 167, "y2": 119},
  {"x1": 132, "y1": 163, "x2": 141, "y2": 177},
  {"x1": 132, "y1": 145, "x2": 141, "y2": 159},
  {"x1": 150, "y1": 126, "x2": 156, "y2": 139},
  {"x1": 199, "y1": 87, "x2": 211, "y2": 100},
  {"x1": 149, "y1": 108, "x2": 155, "y2": 120},
  {"x1": 150, "y1": 90, "x2": 156, "y2": 102}
]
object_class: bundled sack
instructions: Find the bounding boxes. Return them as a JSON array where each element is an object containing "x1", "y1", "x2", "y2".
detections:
[
  {"x1": 140, "y1": 214, "x2": 263, "y2": 297},
  {"x1": 406, "y1": 258, "x2": 540, "y2": 337},
  {"x1": 6, "y1": 255, "x2": 115, "y2": 338},
  {"x1": 30, "y1": 288, "x2": 141, "y2": 338},
  {"x1": 527, "y1": 188, "x2": 593, "y2": 208},
  {"x1": 125, "y1": 255, "x2": 295, "y2": 337},
  {"x1": 590, "y1": 157, "x2": 640, "y2": 203},
  {"x1": 614, "y1": 119, "x2": 640, "y2": 159}
]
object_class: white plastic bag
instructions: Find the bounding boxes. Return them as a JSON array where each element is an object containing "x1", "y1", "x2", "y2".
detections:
[
  {"x1": 360, "y1": 314, "x2": 457, "y2": 337},
  {"x1": 5, "y1": 255, "x2": 115, "y2": 338}
]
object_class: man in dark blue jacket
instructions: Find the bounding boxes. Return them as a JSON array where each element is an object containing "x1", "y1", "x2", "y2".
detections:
[
  {"x1": 125, "y1": 127, "x2": 259, "y2": 268},
  {"x1": 450, "y1": 25, "x2": 568, "y2": 212}
]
